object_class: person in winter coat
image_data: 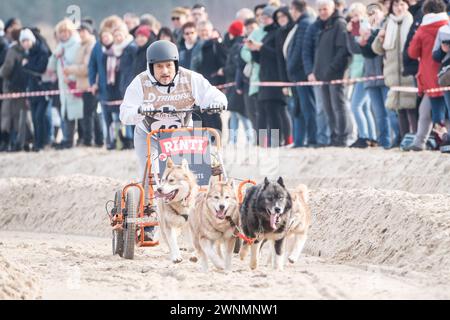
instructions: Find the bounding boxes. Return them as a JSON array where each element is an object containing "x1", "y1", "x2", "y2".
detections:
[
  {"x1": 346, "y1": 3, "x2": 378, "y2": 149},
  {"x1": 0, "y1": 29, "x2": 29, "y2": 152},
  {"x1": 273, "y1": 6, "x2": 294, "y2": 146},
  {"x1": 303, "y1": 11, "x2": 330, "y2": 146},
  {"x1": 240, "y1": 7, "x2": 268, "y2": 141},
  {"x1": 178, "y1": 22, "x2": 203, "y2": 71},
  {"x1": 224, "y1": 20, "x2": 254, "y2": 144},
  {"x1": 246, "y1": 5, "x2": 286, "y2": 147},
  {"x1": 403, "y1": 0, "x2": 426, "y2": 78},
  {"x1": 287, "y1": 0, "x2": 317, "y2": 147},
  {"x1": 88, "y1": 15, "x2": 122, "y2": 150},
  {"x1": 110, "y1": 22, "x2": 136, "y2": 149},
  {"x1": 47, "y1": 19, "x2": 83, "y2": 150},
  {"x1": 353, "y1": 2, "x2": 398, "y2": 149},
  {"x1": 195, "y1": 20, "x2": 227, "y2": 131},
  {"x1": 0, "y1": 19, "x2": 7, "y2": 150},
  {"x1": 132, "y1": 25, "x2": 154, "y2": 77},
  {"x1": 432, "y1": 3, "x2": 450, "y2": 121},
  {"x1": 372, "y1": 0, "x2": 418, "y2": 141},
  {"x1": 21, "y1": 28, "x2": 51, "y2": 152},
  {"x1": 64, "y1": 22, "x2": 103, "y2": 148},
  {"x1": 236, "y1": 18, "x2": 259, "y2": 132},
  {"x1": 405, "y1": 0, "x2": 449, "y2": 151},
  {"x1": 171, "y1": 7, "x2": 190, "y2": 46},
  {"x1": 408, "y1": 0, "x2": 448, "y2": 125},
  {"x1": 314, "y1": 0, "x2": 353, "y2": 147}
]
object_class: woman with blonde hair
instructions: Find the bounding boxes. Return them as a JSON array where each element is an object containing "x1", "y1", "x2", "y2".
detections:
[
  {"x1": 104, "y1": 21, "x2": 136, "y2": 149},
  {"x1": 88, "y1": 15, "x2": 123, "y2": 150},
  {"x1": 47, "y1": 18, "x2": 82, "y2": 150},
  {"x1": 372, "y1": 0, "x2": 417, "y2": 141},
  {"x1": 346, "y1": 2, "x2": 378, "y2": 148}
]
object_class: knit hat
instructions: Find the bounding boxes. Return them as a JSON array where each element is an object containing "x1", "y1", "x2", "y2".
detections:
[
  {"x1": 19, "y1": 28, "x2": 36, "y2": 44},
  {"x1": 0, "y1": 20, "x2": 4, "y2": 37},
  {"x1": 262, "y1": 5, "x2": 277, "y2": 18},
  {"x1": 135, "y1": 25, "x2": 151, "y2": 39},
  {"x1": 228, "y1": 20, "x2": 244, "y2": 37}
]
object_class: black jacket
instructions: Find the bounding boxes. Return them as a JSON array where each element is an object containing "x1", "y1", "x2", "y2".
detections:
[
  {"x1": 252, "y1": 23, "x2": 284, "y2": 102},
  {"x1": 223, "y1": 36, "x2": 245, "y2": 114},
  {"x1": 197, "y1": 39, "x2": 227, "y2": 86},
  {"x1": 119, "y1": 42, "x2": 137, "y2": 97},
  {"x1": 403, "y1": 0, "x2": 425, "y2": 76},
  {"x1": 313, "y1": 10, "x2": 350, "y2": 81},
  {"x1": 287, "y1": 13, "x2": 315, "y2": 82},
  {"x1": 23, "y1": 31, "x2": 51, "y2": 94},
  {"x1": 0, "y1": 36, "x2": 8, "y2": 94},
  {"x1": 133, "y1": 40, "x2": 152, "y2": 78},
  {"x1": 274, "y1": 7, "x2": 294, "y2": 83}
]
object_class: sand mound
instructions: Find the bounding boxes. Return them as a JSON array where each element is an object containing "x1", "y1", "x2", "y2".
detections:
[
  {"x1": 1, "y1": 147, "x2": 450, "y2": 299},
  {"x1": 1, "y1": 173, "x2": 449, "y2": 277},
  {"x1": 0, "y1": 254, "x2": 41, "y2": 300},
  {"x1": 1, "y1": 147, "x2": 449, "y2": 194},
  {"x1": 0, "y1": 175, "x2": 123, "y2": 238},
  {"x1": 224, "y1": 146, "x2": 450, "y2": 194},
  {"x1": 307, "y1": 188, "x2": 450, "y2": 276}
]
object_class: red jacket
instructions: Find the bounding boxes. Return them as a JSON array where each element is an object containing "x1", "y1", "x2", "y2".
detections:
[{"x1": 408, "y1": 15, "x2": 448, "y2": 97}]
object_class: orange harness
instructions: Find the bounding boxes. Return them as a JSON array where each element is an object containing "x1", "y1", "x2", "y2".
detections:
[{"x1": 226, "y1": 216, "x2": 257, "y2": 245}]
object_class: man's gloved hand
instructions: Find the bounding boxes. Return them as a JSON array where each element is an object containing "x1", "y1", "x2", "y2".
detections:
[
  {"x1": 200, "y1": 103, "x2": 226, "y2": 114},
  {"x1": 138, "y1": 105, "x2": 154, "y2": 115}
]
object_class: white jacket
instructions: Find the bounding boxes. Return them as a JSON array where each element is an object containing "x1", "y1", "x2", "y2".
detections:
[{"x1": 120, "y1": 66, "x2": 227, "y2": 133}]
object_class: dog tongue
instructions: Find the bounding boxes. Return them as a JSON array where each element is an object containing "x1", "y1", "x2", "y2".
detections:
[
  {"x1": 270, "y1": 214, "x2": 279, "y2": 230},
  {"x1": 216, "y1": 209, "x2": 225, "y2": 219}
]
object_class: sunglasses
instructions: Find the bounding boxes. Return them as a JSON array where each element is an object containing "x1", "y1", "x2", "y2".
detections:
[{"x1": 171, "y1": 16, "x2": 180, "y2": 21}]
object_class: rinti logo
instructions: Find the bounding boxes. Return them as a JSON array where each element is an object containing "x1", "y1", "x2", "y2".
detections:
[{"x1": 159, "y1": 136, "x2": 209, "y2": 155}]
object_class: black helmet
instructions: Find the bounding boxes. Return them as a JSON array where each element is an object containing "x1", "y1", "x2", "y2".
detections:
[{"x1": 147, "y1": 40, "x2": 179, "y2": 76}]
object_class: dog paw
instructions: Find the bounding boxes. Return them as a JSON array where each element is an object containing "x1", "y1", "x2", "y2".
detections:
[
  {"x1": 172, "y1": 257, "x2": 183, "y2": 264},
  {"x1": 189, "y1": 256, "x2": 198, "y2": 263},
  {"x1": 288, "y1": 257, "x2": 296, "y2": 264}
]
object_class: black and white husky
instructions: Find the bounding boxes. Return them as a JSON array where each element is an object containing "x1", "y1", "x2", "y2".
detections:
[{"x1": 239, "y1": 177, "x2": 292, "y2": 270}]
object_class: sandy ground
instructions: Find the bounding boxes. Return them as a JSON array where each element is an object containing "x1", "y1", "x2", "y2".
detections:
[{"x1": 0, "y1": 146, "x2": 450, "y2": 300}]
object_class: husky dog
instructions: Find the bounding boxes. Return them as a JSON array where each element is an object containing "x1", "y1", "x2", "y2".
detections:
[
  {"x1": 286, "y1": 184, "x2": 312, "y2": 264},
  {"x1": 189, "y1": 179, "x2": 239, "y2": 272},
  {"x1": 156, "y1": 158, "x2": 198, "y2": 263},
  {"x1": 239, "y1": 177, "x2": 292, "y2": 270}
]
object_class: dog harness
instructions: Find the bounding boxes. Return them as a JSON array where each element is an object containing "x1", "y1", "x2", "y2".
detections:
[{"x1": 225, "y1": 216, "x2": 257, "y2": 245}]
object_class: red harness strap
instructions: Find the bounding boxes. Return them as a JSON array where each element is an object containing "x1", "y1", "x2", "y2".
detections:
[{"x1": 226, "y1": 216, "x2": 257, "y2": 245}]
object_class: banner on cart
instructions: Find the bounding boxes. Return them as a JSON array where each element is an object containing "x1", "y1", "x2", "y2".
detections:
[{"x1": 157, "y1": 131, "x2": 212, "y2": 186}]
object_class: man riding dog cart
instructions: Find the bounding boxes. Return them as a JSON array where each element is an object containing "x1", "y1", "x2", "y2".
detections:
[{"x1": 119, "y1": 40, "x2": 227, "y2": 242}]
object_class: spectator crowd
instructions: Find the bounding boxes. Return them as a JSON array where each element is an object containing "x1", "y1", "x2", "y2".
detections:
[{"x1": 1, "y1": 0, "x2": 450, "y2": 153}]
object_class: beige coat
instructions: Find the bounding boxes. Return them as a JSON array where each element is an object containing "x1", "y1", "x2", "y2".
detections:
[
  {"x1": 64, "y1": 35, "x2": 95, "y2": 90},
  {"x1": 372, "y1": 15, "x2": 417, "y2": 110}
]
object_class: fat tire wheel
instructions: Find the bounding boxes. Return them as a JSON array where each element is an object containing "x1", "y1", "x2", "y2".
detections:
[
  {"x1": 112, "y1": 190, "x2": 124, "y2": 256},
  {"x1": 122, "y1": 190, "x2": 137, "y2": 260}
]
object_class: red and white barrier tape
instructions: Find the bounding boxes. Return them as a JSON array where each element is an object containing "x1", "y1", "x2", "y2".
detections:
[
  {"x1": 0, "y1": 88, "x2": 92, "y2": 101},
  {"x1": 1, "y1": 75, "x2": 448, "y2": 103}
]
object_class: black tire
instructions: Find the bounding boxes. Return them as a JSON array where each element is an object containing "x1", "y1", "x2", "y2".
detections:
[
  {"x1": 112, "y1": 190, "x2": 124, "y2": 256},
  {"x1": 122, "y1": 189, "x2": 137, "y2": 260}
]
